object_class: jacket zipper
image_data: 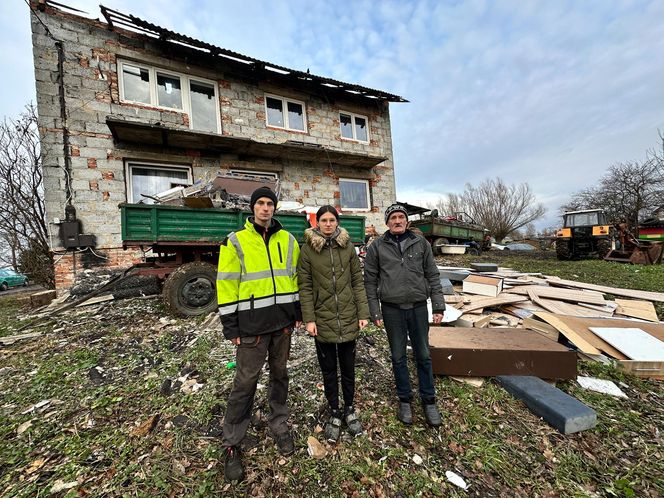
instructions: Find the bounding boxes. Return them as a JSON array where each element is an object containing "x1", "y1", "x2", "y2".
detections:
[
  {"x1": 328, "y1": 244, "x2": 342, "y2": 338},
  {"x1": 262, "y1": 227, "x2": 277, "y2": 296},
  {"x1": 277, "y1": 242, "x2": 283, "y2": 263}
]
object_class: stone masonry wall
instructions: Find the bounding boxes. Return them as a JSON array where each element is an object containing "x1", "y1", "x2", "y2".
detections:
[{"x1": 31, "y1": 4, "x2": 397, "y2": 290}]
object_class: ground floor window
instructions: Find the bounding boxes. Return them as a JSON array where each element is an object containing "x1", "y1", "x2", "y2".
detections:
[
  {"x1": 126, "y1": 162, "x2": 192, "y2": 203},
  {"x1": 339, "y1": 178, "x2": 370, "y2": 211}
]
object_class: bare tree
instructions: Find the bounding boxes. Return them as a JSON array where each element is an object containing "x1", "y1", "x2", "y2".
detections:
[
  {"x1": 0, "y1": 104, "x2": 53, "y2": 287},
  {"x1": 564, "y1": 136, "x2": 664, "y2": 229}
]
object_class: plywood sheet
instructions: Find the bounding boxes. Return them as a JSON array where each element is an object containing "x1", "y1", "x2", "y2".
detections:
[
  {"x1": 589, "y1": 327, "x2": 664, "y2": 361},
  {"x1": 617, "y1": 360, "x2": 664, "y2": 379},
  {"x1": 460, "y1": 294, "x2": 527, "y2": 312},
  {"x1": 429, "y1": 327, "x2": 576, "y2": 379},
  {"x1": 508, "y1": 286, "x2": 606, "y2": 305},
  {"x1": 614, "y1": 299, "x2": 659, "y2": 322},
  {"x1": 545, "y1": 277, "x2": 664, "y2": 303},
  {"x1": 532, "y1": 297, "x2": 613, "y2": 318},
  {"x1": 534, "y1": 312, "x2": 604, "y2": 356},
  {"x1": 523, "y1": 316, "x2": 560, "y2": 342}
]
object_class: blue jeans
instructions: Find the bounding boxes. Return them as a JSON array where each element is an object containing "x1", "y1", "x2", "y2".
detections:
[{"x1": 381, "y1": 303, "x2": 436, "y2": 404}]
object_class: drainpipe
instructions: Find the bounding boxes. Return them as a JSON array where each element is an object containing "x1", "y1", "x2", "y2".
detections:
[{"x1": 55, "y1": 40, "x2": 73, "y2": 206}]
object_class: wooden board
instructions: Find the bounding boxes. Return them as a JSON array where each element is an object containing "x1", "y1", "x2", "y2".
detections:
[
  {"x1": 523, "y1": 316, "x2": 560, "y2": 342},
  {"x1": 614, "y1": 299, "x2": 659, "y2": 322},
  {"x1": 508, "y1": 286, "x2": 606, "y2": 305},
  {"x1": 589, "y1": 327, "x2": 664, "y2": 361},
  {"x1": 533, "y1": 312, "x2": 604, "y2": 356},
  {"x1": 530, "y1": 295, "x2": 613, "y2": 318},
  {"x1": 429, "y1": 327, "x2": 577, "y2": 379},
  {"x1": 617, "y1": 360, "x2": 664, "y2": 379},
  {"x1": 460, "y1": 294, "x2": 527, "y2": 312},
  {"x1": 545, "y1": 277, "x2": 664, "y2": 303}
]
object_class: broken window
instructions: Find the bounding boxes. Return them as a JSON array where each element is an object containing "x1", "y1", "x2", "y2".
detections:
[
  {"x1": 156, "y1": 72, "x2": 182, "y2": 109},
  {"x1": 122, "y1": 63, "x2": 150, "y2": 104},
  {"x1": 118, "y1": 60, "x2": 221, "y2": 133},
  {"x1": 126, "y1": 162, "x2": 191, "y2": 204},
  {"x1": 339, "y1": 178, "x2": 370, "y2": 210},
  {"x1": 265, "y1": 94, "x2": 306, "y2": 131},
  {"x1": 339, "y1": 112, "x2": 369, "y2": 143}
]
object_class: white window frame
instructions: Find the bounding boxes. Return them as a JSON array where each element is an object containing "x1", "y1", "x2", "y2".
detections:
[
  {"x1": 264, "y1": 93, "x2": 307, "y2": 132},
  {"x1": 118, "y1": 59, "x2": 222, "y2": 134},
  {"x1": 339, "y1": 178, "x2": 370, "y2": 212},
  {"x1": 125, "y1": 161, "x2": 192, "y2": 203},
  {"x1": 339, "y1": 111, "x2": 369, "y2": 143},
  {"x1": 229, "y1": 169, "x2": 279, "y2": 181}
]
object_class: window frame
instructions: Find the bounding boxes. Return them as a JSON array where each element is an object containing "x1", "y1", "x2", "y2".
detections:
[
  {"x1": 339, "y1": 111, "x2": 370, "y2": 143},
  {"x1": 229, "y1": 169, "x2": 279, "y2": 181},
  {"x1": 118, "y1": 59, "x2": 222, "y2": 134},
  {"x1": 125, "y1": 161, "x2": 193, "y2": 204},
  {"x1": 264, "y1": 93, "x2": 307, "y2": 132},
  {"x1": 338, "y1": 178, "x2": 371, "y2": 212}
]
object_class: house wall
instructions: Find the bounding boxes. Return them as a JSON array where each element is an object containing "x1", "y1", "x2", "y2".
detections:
[{"x1": 30, "y1": 5, "x2": 398, "y2": 291}]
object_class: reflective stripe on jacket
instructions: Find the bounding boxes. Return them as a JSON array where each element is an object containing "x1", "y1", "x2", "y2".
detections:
[{"x1": 216, "y1": 217, "x2": 300, "y2": 339}]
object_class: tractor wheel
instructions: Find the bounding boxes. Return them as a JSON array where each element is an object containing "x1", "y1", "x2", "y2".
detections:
[
  {"x1": 0, "y1": 282, "x2": 7, "y2": 291},
  {"x1": 466, "y1": 247, "x2": 480, "y2": 256},
  {"x1": 597, "y1": 239, "x2": 612, "y2": 259},
  {"x1": 163, "y1": 262, "x2": 217, "y2": 317},
  {"x1": 556, "y1": 240, "x2": 571, "y2": 260}
]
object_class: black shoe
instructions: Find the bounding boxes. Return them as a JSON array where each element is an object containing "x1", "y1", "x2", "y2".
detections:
[
  {"x1": 275, "y1": 431, "x2": 295, "y2": 456},
  {"x1": 397, "y1": 402, "x2": 413, "y2": 425},
  {"x1": 324, "y1": 411, "x2": 343, "y2": 443},
  {"x1": 223, "y1": 446, "x2": 244, "y2": 483},
  {"x1": 344, "y1": 406, "x2": 363, "y2": 437},
  {"x1": 423, "y1": 403, "x2": 442, "y2": 427}
]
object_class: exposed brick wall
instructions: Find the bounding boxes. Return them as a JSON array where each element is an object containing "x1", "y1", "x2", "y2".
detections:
[{"x1": 31, "y1": 4, "x2": 398, "y2": 292}]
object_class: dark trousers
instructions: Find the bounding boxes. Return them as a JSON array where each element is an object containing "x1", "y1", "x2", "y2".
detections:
[
  {"x1": 381, "y1": 303, "x2": 436, "y2": 404},
  {"x1": 222, "y1": 329, "x2": 291, "y2": 447},
  {"x1": 315, "y1": 340, "x2": 357, "y2": 412}
]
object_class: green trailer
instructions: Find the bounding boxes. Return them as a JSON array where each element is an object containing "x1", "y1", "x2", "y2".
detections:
[{"x1": 119, "y1": 203, "x2": 365, "y2": 316}]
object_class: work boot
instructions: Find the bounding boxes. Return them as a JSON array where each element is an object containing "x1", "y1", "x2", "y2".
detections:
[
  {"x1": 275, "y1": 431, "x2": 295, "y2": 456},
  {"x1": 324, "y1": 410, "x2": 343, "y2": 443},
  {"x1": 423, "y1": 403, "x2": 442, "y2": 427},
  {"x1": 223, "y1": 446, "x2": 244, "y2": 483},
  {"x1": 397, "y1": 401, "x2": 413, "y2": 425},
  {"x1": 344, "y1": 406, "x2": 363, "y2": 437}
]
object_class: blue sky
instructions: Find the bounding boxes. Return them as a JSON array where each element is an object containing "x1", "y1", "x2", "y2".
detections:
[{"x1": 2, "y1": 0, "x2": 664, "y2": 229}]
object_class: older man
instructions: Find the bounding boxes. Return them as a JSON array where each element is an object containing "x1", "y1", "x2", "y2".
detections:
[
  {"x1": 364, "y1": 203, "x2": 444, "y2": 426},
  {"x1": 217, "y1": 186, "x2": 301, "y2": 482}
]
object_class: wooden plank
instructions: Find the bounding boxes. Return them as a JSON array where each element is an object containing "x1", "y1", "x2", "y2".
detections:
[
  {"x1": 617, "y1": 360, "x2": 664, "y2": 379},
  {"x1": 614, "y1": 299, "x2": 659, "y2": 322},
  {"x1": 545, "y1": 277, "x2": 664, "y2": 303},
  {"x1": 429, "y1": 327, "x2": 577, "y2": 379},
  {"x1": 552, "y1": 316, "x2": 664, "y2": 342},
  {"x1": 508, "y1": 286, "x2": 606, "y2": 305},
  {"x1": 533, "y1": 312, "x2": 603, "y2": 356},
  {"x1": 444, "y1": 295, "x2": 465, "y2": 304},
  {"x1": 460, "y1": 294, "x2": 527, "y2": 312},
  {"x1": 523, "y1": 316, "x2": 560, "y2": 342},
  {"x1": 589, "y1": 327, "x2": 664, "y2": 361},
  {"x1": 531, "y1": 296, "x2": 613, "y2": 318}
]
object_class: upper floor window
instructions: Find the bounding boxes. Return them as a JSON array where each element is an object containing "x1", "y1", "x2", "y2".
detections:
[
  {"x1": 118, "y1": 60, "x2": 221, "y2": 134},
  {"x1": 265, "y1": 94, "x2": 306, "y2": 132},
  {"x1": 339, "y1": 112, "x2": 369, "y2": 143}
]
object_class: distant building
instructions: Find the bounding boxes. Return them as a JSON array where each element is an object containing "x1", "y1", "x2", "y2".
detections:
[{"x1": 29, "y1": 1, "x2": 405, "y2": 291}]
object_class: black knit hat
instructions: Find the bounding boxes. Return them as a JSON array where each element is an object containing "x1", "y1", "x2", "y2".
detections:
[
  {"x1": 315, "y1": 205, "x2": 339, "y2": 222},
  {"x1": 384, "y1": 203, "x2": 408, "y2": 223},
  {"x1": 250, "y1": 187, "x2": 278, "y2": 211}
]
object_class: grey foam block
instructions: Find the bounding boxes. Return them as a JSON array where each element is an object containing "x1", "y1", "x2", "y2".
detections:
[
  {"x1": 496, "y1": 375, "x2": 597, "y2": 435},
  {"x1": 439, "y1": 269, "x2": 470, "y2": 282},
  {"x1": 439, "y1": 278, "x2": 454, "y2": 295},
  {"x1": 470, "y1": 262, "x2": 498, "y2": 272}
]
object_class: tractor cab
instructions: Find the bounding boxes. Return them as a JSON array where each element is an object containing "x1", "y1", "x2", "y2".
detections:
[{"x1": 556, "y1": 209, "x2": 612, "y2": 260}]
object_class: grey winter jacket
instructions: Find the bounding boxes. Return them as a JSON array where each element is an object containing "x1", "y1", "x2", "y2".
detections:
[{"x1": 363, "y1": 230, "x2": 445, "y2": 321}]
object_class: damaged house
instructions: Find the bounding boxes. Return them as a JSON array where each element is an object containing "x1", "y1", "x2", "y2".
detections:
[{"x1": 29, "y1": 1, "x2": 404, "y2": 292}]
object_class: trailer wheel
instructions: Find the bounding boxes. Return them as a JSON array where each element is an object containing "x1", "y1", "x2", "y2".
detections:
[
  {"x1": 163, "y1": 262, "x2": 217, "y2": 317},
  {"x1": 466, "y1": 247, "x2": 480, "y2": 256},
  {"x1": 432, "y1": 238, "x2": 450, "y2": 256}
]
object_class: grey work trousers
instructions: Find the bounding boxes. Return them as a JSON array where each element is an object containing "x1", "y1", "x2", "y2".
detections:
[{"x1": 222, "y1": 328, "x2": 291, "y2": 447}]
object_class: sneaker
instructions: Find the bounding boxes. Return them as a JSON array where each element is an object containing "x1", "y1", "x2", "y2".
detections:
[
  {"x1": 324, "y1": 413, "x2": 342, "y2": 443},
  {"x1": 223, "y1": 446, "x2": 244, "y2": 483},
  {"x1": 275, "y1": 431, "x2": 295, "y2": 456},
  {"x1": 423, "y1": 403, "x2": 442, "y2": 427},
  {"x1": 397, "y1": 402, "x2": 413, "y2": 425},
  {"x1": 344, "y1": 407, "x2": 363, "y2": 437}
]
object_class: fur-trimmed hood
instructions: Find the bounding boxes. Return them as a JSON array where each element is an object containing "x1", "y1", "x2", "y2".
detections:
[{"x1": 303, "y1": 227, "x2": 350, "y2": 253}]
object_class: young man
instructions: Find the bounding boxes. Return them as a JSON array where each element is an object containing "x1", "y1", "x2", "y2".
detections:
[
  {"x1": 363, "y1": 203, "x2": 445, "y2": 427},
  {"x1": 217, "y1": 187, "x2": 301, "y2": 482}
]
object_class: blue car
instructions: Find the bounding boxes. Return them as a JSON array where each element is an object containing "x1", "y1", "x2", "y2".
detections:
[{"x1": 0, "y1": 268, "x2": 29, "y2": 291}]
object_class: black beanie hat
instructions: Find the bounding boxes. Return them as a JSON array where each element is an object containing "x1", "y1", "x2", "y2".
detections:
[
  {"x1": 250, "y1": 187, "x2": 278, "y2": 211},
  {"x1": 384, "y1": 203, "x2": 408, "y2": 223},
  {"x1": 315, "y1": 205, "x2": 339, "y2": 222}
]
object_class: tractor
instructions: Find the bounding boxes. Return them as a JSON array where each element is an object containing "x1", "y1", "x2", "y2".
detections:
[{"x1": 555, "y1": 209, "x2": 613, "y2": 260}]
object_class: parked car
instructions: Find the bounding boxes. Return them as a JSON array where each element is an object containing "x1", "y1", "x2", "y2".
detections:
[
  {"x1": 504, "y1": 243, "x2": 536, "y2": 251},
  {"x1": 0, "y1": 268, "x2": 29, "y2": 291}
]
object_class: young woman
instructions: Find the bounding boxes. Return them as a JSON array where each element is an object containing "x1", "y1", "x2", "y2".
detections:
[{"x1": 297, "y1": 205, "x2": 370, "y2": 442}]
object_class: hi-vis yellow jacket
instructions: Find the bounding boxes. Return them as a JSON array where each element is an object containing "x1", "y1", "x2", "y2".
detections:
[{"x1": 217, "y1": 217, "x2": 300, "y2": 339}]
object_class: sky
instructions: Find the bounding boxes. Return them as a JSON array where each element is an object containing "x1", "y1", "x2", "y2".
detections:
[{"x1": 2, "y1": 0, "x2": 664, "y2": 230}]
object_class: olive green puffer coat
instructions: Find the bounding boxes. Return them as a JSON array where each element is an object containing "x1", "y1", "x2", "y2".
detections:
[{"x1": 298, "y1": 227, "x2": 370, "y2": 343}]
